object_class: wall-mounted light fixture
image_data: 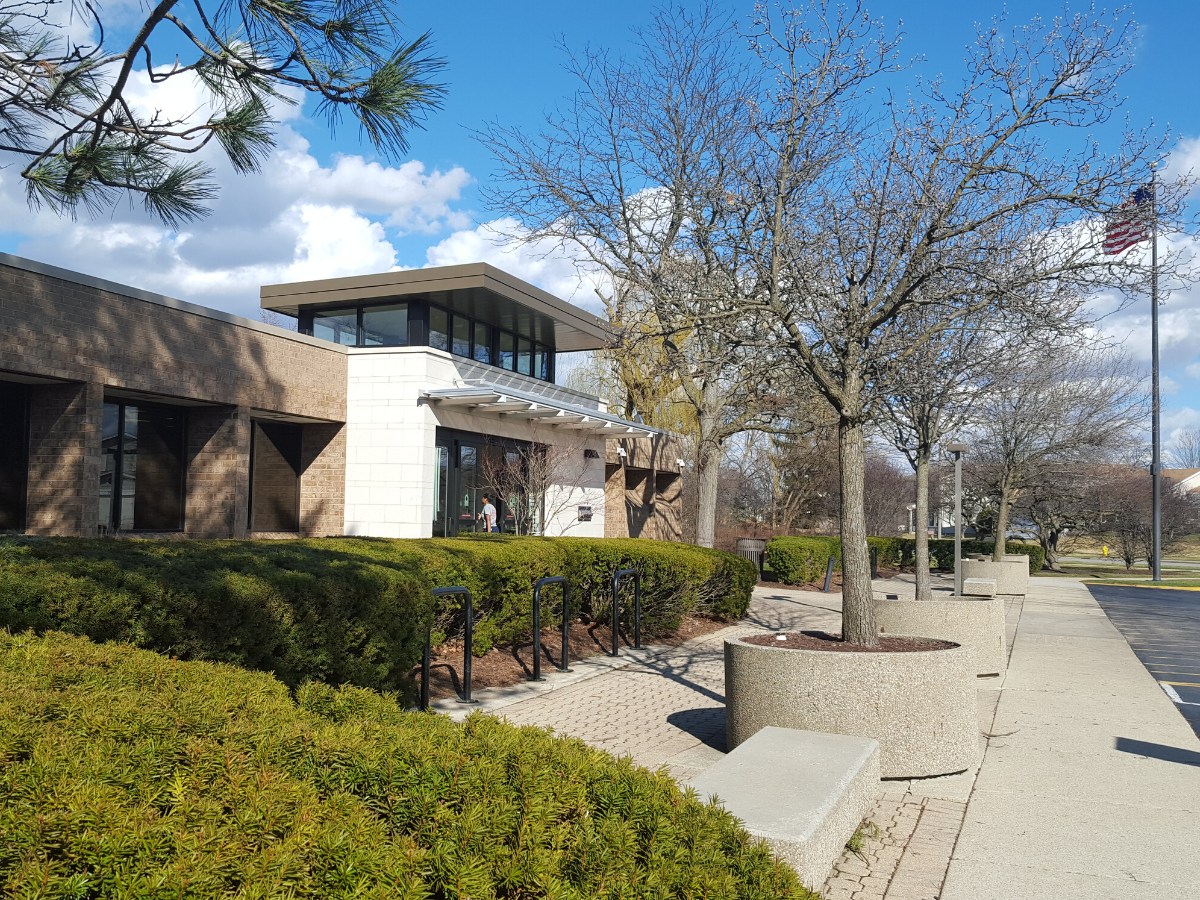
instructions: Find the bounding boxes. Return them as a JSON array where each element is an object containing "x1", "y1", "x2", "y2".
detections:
[
  {"x1": 617, "y1": 447, "x2": 627, "y2": 458},
  {"x1": 584, "y1": 448, "x2": 600, "y2": 459}
]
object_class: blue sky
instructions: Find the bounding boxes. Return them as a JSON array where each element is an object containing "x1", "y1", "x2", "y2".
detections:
[{"x1": 2, "y1": 1, "x2": 1199, "y2": 448}]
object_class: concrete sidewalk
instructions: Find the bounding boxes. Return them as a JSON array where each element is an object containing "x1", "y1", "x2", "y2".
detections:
[
  {"x1": 942, "y1": 577, "x2": 1200, "y2": 900},
  {"x1": 445, "y1": 575, "x2": 1200, "y2": 897}
]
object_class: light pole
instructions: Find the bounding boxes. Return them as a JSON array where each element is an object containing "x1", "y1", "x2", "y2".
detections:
[{"x1": 946, "y1": 442, "x2": 968, "y2": 596}]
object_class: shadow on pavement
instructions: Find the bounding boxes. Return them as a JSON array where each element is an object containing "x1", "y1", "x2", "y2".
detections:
[
  {"x1": 666, "y1": 707, "x2": 727, "y2": 751},
  {"x1": 1114, "y1": 736, "x2": 1200, "y2": 767}
]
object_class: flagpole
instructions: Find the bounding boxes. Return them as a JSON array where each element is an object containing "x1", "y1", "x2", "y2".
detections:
[{"x1": 1151, "y1": 165, "x2": 1162, "y2": 582}]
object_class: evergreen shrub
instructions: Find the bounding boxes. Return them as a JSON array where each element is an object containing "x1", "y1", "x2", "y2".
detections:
[
  {"x1": 0, "y1": 536, "x2": 754, "y2": 696},
  {"x1": 765, "y1": 535, "x2": 1045, "y2": 584},
  {"x1": 0, "y1": 630, "x2": 807, "y2": 899}
]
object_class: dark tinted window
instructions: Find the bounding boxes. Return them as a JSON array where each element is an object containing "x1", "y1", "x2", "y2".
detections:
[
  {"x1": 452, "y1": 315, "x2": 471, "y2": 357},
  {"x1": 99, "y1": 401, "x2": 186, "y2": 531},
  {"x1": 498, "y1": 332, "x2": 515, "y2": 370},
  {"x1": 473, "y1": 322, "x2": 493, "y2": 364},
  {"x1": 362, "y1": 303, "x2": 408, "y2": 346},
  {"x1": 517, "y1": 338, "x2": 532, "y2": 376},
  {"x1": 312, "y1": 308, "x2": 358, "y2": 345},
  {"x1": 534, "y1": 346, "x2": 548, "y2": 381},
  {"x1": 429, "y1": 306, "x2": 449, "y2": 351},
  {"x1": 0, "y1": 382, "x2": 29, "y2": 531},
  {"x1": 251, "y1": 422, "x2": 302, "y2": 532}
]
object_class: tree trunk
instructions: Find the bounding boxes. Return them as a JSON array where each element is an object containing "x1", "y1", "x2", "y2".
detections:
[
  {"x1": 992, "y1": 487, "x2": 1011, "y2": 561},
  {"x1": 839, "y1": 417, "x2": 877, "y2": 646},
  {"x1": 914, "y1": 450, "x2": 932, "y2": 601},
  {"x1": 695, "y1": 432, "x2": 719, "y2": 549}
]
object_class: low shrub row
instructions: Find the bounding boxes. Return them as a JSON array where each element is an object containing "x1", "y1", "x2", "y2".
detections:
[
  {"x1": 765, "y1": 535, "x2": 1045, "y2": 584},
  {"x1": 0, "y1": 535, "x2": 755, "y2": 703},
  {"x1": 0, "y1": 630, "x2": 807, "y2": 898}
]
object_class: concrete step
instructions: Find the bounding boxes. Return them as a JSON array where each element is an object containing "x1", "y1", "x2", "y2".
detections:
[{"x1": 688, "y1": 726, "x2": 880, "y2": 891}]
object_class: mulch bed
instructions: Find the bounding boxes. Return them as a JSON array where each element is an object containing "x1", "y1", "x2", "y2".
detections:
[
  {"x1": 420, "y1": 614, "x2": 732, "y2": 702},
  {"x1": 741, "y1": 631, "x2": 956, "y2": 653}
]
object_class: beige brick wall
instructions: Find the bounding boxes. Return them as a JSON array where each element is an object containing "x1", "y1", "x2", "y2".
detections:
[
  {"x1": 25, "y1": 381, "x2": 103, "y2": 536},
  {"x1": 1, "y1": 259, "x2": 348, "y2": 537}
]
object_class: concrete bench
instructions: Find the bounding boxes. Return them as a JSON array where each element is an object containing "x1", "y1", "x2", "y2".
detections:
[
  {"x1": 688, "y1": 726, "x2": 880, "y2": 890},
  {"x1": 961, "y1": 577, "x2": 997, "y2": 597}
]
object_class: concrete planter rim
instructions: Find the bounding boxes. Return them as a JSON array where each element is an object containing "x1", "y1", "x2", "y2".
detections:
[{"x1": 730, "y1": 633, "x2": 965, "y2": 655}]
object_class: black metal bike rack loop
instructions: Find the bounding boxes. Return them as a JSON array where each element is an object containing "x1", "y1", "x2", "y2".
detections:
[
  {"x1": 420, "y1": 624, "x2": 432, "y2": 711},
  {"x1": 611, "y1": 568, "x2": 641, "y2": 657},
  {"x1": 432, "y1": 586, "x2": 477, "y2": 705},
  {"x1": 532, "y1": 576, "x2": 570, "y2": 681}
]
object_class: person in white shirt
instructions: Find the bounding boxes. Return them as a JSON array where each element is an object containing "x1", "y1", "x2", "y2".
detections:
[{"x1": 478, "y1": 495, "x2": 498, "y2": 533}]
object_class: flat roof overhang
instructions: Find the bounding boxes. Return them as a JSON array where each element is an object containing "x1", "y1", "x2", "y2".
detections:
[
  {"x1": 422, "y1": 386, "x2": 662, "y2": 439},
  {"x1": 260, "y1": 263, "x2": 614, "y2": 352}
]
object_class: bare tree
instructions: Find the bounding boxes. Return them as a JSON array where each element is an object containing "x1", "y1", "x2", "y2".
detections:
[
  {"x1": 968, "y1": 343, "x2": 1146, "y2": 559},
  {"x1": 477, "y1": 4, "x2": 782, "y2": 548},
  {"x1": 1103, "y1": 469, "x2": 1199, "y2": 571},
  {"x1": 1, "y1": 1, "x2": 445, "y2": 225},
  {"x1": 877, "y1": 311, "x2": 1009, "y2": 597},
  {"x1": 1017, "y1": 463, "x2": 1117, "y2": 570},
  {"x1": 862, "y1": 453, "x2": 910, "y2": 537},
  {"x1": 1168, "y1": 427, "x2": 1200, "y2": 469},
  {"x1": 733, "y1": 3, "x2": 1185, "y2": 644}
]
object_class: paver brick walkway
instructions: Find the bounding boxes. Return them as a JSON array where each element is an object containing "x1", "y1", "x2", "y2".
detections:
[{"x1": 476, "y1": 574, "x2": 995, "y2": 897}]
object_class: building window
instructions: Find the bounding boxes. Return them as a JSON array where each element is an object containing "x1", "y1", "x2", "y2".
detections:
[
  {"x1": 429, "y1": 306, "x2": 449, "y2": 351},
  {"x1": 0, "y1": 382, "x2": 29, "y2": 531},
  {"x1": 362, "y1": 303, "x2": 408, "y2": 346},
  {"x1": 301, "y1": 300, "x2": 556, "y2": 382},
  {"x1": 312, "y1": 308, "x2": 359, "y2": 345},
  {"x1": 517, "y1": 338, "x2": 532, "y2": 376},
  {"x1": 473, "y1": 322, "x2": 493, "y2": 365},
  {"x1": 99, "y1": 401, "x2": 186, "y2": 532},
  {"x1": 498, "y1": 331, "x2": 515, "y2": 370},
  {"x1": 451, "y1": 314, "x2": 471, "y2": 357},
  {"x1": 250, "y1": 421, "x2": 302, "y2": 532}
]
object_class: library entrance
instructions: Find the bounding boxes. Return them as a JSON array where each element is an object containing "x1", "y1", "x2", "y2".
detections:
[{"x1": 432, "y1": 427, "x2": 532, "y2": 537}]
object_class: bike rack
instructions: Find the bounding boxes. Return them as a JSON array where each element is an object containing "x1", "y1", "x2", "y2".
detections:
[
  {"x1": 823, "y1": 556, "x2": 836, "y2": 593},
  {"x1": 432, "y1": 585, "x2": 477, "y2": 705},
  {"x1": 870, "y1": 544, "x2": 879, "y2": 579},
  {"x1": 531, "y1": 576, "x2": 571, "y2": 681},
  {"x1": 611, "y1": 568, "x2": 641, "y2": 657}
]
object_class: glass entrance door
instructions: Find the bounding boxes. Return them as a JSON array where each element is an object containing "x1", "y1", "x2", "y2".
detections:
[{"x1": 433, "y1": 428, "x2": 533, "y2": 536}]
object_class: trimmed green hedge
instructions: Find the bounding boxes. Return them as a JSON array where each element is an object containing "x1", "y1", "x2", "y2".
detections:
[
  {"x1": 765, "y1": 535, "x2": 1045, "y2": 584},
  {"x1": 397, "y1": 535, "x2": 756, "y2": 651},
  {"x1": 0, "y1": 630, "x2": 807, "y2": 898},
  {"x1": 0, "y1": 537, "x2": 432, "y2": 699},
  {"x1": 0, "y1": 536, "x2": 755, "y2": 701}
]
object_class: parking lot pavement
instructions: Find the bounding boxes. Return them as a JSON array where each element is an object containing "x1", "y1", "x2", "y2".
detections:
[{"x1": 1087, "y1": 583, "x2": 1200, "y2": 738}]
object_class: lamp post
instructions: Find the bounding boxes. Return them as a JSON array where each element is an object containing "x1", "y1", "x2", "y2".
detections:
[{"x1": 945, "y1": 442, "x2": 968, "y2": 596}]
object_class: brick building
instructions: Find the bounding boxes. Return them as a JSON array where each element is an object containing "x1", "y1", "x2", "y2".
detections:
[{"x1": 0, "y1": 253, "x2": 682, "y2": 540}]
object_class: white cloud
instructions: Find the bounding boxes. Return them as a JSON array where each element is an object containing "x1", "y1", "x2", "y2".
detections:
[
  {"x1": 0, "y1": 71, "x2": 471, "y2": 319},
  {"x1": 424, "y1": 218, "x2": 609, "y2": 314}
]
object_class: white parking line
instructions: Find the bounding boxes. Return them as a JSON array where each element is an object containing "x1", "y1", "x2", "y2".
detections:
[{"x1": 1160, "y1": 682, "x2": 1200, "y2": 706}]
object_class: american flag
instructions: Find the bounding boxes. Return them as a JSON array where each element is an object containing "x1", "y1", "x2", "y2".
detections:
[{"x1": 1104, "y1": 185, "x2": 1155, "y2": 255}]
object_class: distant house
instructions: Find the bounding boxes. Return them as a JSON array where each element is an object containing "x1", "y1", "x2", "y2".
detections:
[{"x1": 1162, "y1": 469, "x2": 1200, "y2": 494}]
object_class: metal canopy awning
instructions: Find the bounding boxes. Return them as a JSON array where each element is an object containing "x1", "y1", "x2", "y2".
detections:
[{"x1": 422, "y1": 386, "x2": 661, "y2": 439}]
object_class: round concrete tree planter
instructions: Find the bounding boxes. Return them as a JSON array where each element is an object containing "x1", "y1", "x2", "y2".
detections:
[
  {"x1": 962, "y1": 557, "x2": 1028, "y2": 595},
  {"x1": 724, "y1": 635, "x2": 978, "y2": 778},
  {"x1": 874, "y1": 597, "x2": 1006, "y2": 676}
]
